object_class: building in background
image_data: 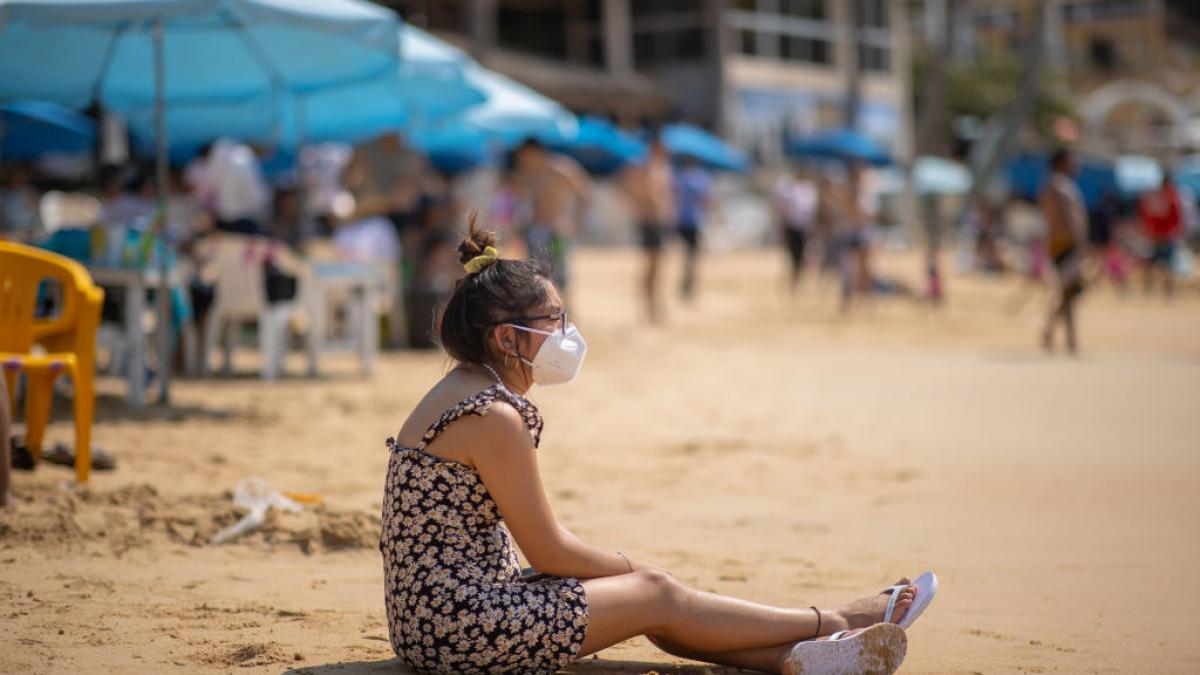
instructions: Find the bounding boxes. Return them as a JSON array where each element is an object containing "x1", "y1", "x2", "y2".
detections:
[
  {"x1": 907, "y1": 0, "x2": 1200, "y2": 153},
  {"x1": 383, "y1": 0, "x2": 915, "y2": 166}
]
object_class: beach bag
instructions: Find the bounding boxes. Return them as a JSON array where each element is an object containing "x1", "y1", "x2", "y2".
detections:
[{"x1": 260, "y1": 242, "x2": 297, "y2": 304}]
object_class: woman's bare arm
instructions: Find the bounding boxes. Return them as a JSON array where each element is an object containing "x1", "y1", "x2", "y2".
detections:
[{"x1": 468, "y1": 404, "x2": 633, "y2": 579}]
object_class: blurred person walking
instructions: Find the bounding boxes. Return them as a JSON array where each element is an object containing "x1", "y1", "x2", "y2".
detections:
[
  {"x1": 832, "y1": 163, "x2": 874, "y2": 314},
  {"x1": 1040, "y1": 148, "x2": 1088, "y2": 354},
  {"x1": 1138, "y1": 175, "x2": 1184, "y2": 299},
  {"x1": 622, "y1": 137, "x2": 675, "y2": 323},
  {"x1": 673, "y1": 155, "x2": 713, "y2": 303},
  {"x1": 773, "y1": 165, "x2": 819, "y2": 296},
  {"x1": 512, "y1": 138, "x2": 593, "y2": 304}
]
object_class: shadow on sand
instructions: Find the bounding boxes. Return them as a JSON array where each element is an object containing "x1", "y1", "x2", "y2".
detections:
[{"x1": 284, "y1": 658, "x2": 741, "y2": 675}]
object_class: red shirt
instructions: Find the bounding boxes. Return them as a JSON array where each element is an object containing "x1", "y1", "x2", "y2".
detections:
[{"x1": 1139, "y1": 185, "x2": 1182, "y2": 243}]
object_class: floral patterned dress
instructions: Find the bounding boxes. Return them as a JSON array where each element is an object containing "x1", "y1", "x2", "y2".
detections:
[{"x1": 382, "y1": 382, "x2": 589, "y2": 674}]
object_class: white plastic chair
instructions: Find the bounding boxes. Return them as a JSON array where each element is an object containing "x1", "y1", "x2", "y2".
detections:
[
  {"x1": 304, "y1": 260, "x2": 380, "y2": 377},
  {"x1": 199, "y1": 234, "x2": 302, "y2": 380}
]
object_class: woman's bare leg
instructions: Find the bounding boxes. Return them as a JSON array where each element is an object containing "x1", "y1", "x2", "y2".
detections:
[{"x1": 577, "y1": 569, "x2": 913, "y2": 671}]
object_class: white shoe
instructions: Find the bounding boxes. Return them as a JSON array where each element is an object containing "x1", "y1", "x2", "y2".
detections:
[{"x1": 783, "y1": 622, "x2": 907, "y2": 675}]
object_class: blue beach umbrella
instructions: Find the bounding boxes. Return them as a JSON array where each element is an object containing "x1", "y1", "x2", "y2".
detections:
[
  {"x1": 662, "y1": 123, "x2": 748, "y2": 173},
  {"x1": 543, "y1": 116, "x2": 645, "y2": 175},
  {"x1": 407, "y1": 65, "x2": 579, "y2": 174},
  {"x1": 788, "y1": 128, "x2": 890, "y2": 167},
  {"x1": 0, "y1": 0, "x2": 400, "y2": 403},
  {"x1": 408, "y1": 121, "x2": 491, "y2": 175},
  {"x1": 460, "y1": 64, "x2": 577, "y2": 141},
  {"x1": 120, "y1": 23, "x2": 484, "y2": 150},
  {"x1": 0, "y1": 99, "x2": 95, "y2": 159}
]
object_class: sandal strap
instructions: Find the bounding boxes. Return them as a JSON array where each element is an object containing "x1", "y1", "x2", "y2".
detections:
[
  {"x1": 883, "y1": 584, "x2": 905, "y2": 624},
  {"x1": 829, "y1": 629, "x2": 851, "y2": 641}
]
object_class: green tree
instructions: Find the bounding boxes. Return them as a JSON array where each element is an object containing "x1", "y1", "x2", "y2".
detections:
[{"x1": 913, "y1": 51, "x2": 1076, "y2": 154}]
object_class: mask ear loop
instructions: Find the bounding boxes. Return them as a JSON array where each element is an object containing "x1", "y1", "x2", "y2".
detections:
[{"x1": 513, "y1": 335, "x2": 533, "y2": 389}]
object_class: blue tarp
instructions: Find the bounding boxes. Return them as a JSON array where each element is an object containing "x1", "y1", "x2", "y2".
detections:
[
  {"x1": 787, "y1": 128, "x2": 890, "y2": 167},
  {"x1": 662, "y1": 123, "x2": 748, "y2": 173},
  {"x1": 1, "y1": 99, "x2": 95, "y2": 159}
]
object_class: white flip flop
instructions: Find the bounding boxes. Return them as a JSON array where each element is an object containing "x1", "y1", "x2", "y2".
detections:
[
  {"x1": 882, "y1": 571, "x2": 938, "y2": 630},
  {"x1": 784, "y1": 622, "x2": 907, "y2": 675}
]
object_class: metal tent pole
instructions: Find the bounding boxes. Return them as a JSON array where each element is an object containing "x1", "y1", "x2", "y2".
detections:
[{"x1": 153, "y1": 17, "x2": 173, "y2": 404}]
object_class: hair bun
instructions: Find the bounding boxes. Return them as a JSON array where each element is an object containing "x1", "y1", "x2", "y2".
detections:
[{"x1": 457, "y1": 213, "x2": 500, "y2": 266}]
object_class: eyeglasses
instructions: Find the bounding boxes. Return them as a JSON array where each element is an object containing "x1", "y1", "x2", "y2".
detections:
[{"x1": 506, "y1": 309, "x2": 568, "y2": 334}]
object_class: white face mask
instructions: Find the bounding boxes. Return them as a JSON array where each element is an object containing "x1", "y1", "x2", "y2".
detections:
[{"x1": 507, "y1": 323, "x2": 587, "y2": 385}]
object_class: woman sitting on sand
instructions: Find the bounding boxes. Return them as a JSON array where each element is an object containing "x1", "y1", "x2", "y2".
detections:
[{"x1": 381, "y1": 220, "x2": 935, "y2": 675}]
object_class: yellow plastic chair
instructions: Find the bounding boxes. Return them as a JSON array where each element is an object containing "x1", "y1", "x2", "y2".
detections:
[{"x1": 0, "y1": 241, "x2": 104, "y2": 483}]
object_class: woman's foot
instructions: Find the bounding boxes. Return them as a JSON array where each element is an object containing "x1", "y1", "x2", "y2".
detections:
[{"x1": 824, "y1": 578, "x2": 915, "y2": 634}]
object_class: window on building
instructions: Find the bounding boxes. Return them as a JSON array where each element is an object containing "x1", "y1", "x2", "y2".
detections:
[
  {"x1": 1089, "y1": 38, "x2": 1117, "y2": 72},
  {"x1": 779, "y1": 35, "x2": 832, "y2": 64},
  {"x1": 780, "y1": 0, "x2": 827, "y2": 20},
  {"x1": 635, "y1": 0, "x2": 703, "y2": 16},
  {"x1": 678, "y1": 27, "x2": 705, "y2": 59},
  {"x1": 589, "y1": 36, "x2": 606, "y2": 69},
  {"x1": 856, "y1": 0, "x2": 888, "y2": 28},
  {"x1": 740, "y1": 29, "x2": 757, "y2": 56},
  {"x1": 634, "y1": 31, "x2": 656, "y2": 66},
  {"x1": 855, "y1": 0, "x2": 889, "y2": 72},
  {"x1": 496, "y1": 7, "x2": 567, "y2": 60},
  {"x1": 858, "y1": 43, "x2": 889, "y2": 72}
]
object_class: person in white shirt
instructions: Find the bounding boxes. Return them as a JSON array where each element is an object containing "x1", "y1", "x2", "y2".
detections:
[
  {"x1": 188, "y1": 139, "x2": 271, "y2": 236},
  {"x1": 773, "y1": 166, "x2": 819, "y2": 295}
]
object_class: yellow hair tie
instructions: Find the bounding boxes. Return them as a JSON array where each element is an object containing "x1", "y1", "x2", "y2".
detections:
[{"x1": 463, "y1": 246, "x2": 499, "y2": 274}]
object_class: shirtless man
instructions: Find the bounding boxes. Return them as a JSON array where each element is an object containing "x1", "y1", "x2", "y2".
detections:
[
  {"x1": 622, "y1": 137, "x2": 677, "y2": 323},
  {"x1": 512, "y1": 138, "x2": 593, "y2": 296},
  {"x1": 1040, "y1": 148, "x2": 1089, "y2": 354}
]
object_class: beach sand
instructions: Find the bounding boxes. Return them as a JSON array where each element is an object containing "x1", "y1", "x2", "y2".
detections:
[{"x1": 2, "y1": 247, "x2": 1198, "y2": 674}]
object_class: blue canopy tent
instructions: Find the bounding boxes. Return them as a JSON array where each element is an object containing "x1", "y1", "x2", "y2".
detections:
[
  {"x1": 0, "y1": 0, "x2": 400, "y2": 403},
  {"x1": 787, "y1": 128, "x2": 890, "y2": 167},
  {"x1": 661, "y1": 123, "x2": 748, "y2": 173},
  {"x1": 0, "y1": 100, "x2": 95, "y2": 160}
]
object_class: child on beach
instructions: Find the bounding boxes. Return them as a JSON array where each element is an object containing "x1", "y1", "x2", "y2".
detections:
[{"x1": 379, "y1": 217, "x2": 935, "y2": 674}]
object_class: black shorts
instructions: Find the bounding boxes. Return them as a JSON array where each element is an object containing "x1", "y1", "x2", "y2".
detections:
[
  {"x1": 639, "y1": 222, "x2": 668, "y2": 252},
  {"x1": 784, "y1": 228, "x2": 807, "y2": 265},
  {"x1": 1149, "y1": 242, "x2": 1176, "y2": 266},
  {"x1": 678, "y1": 226, "x2": 700, "y2": 253}
]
